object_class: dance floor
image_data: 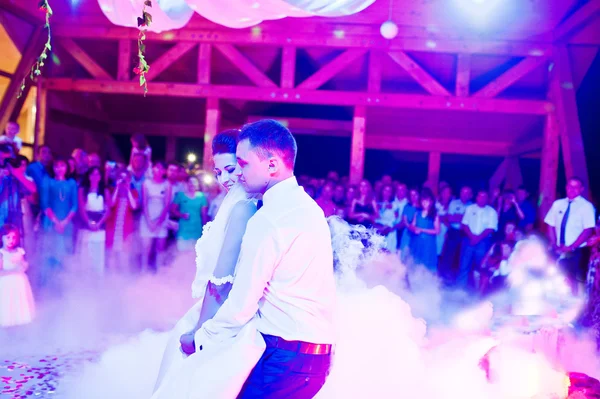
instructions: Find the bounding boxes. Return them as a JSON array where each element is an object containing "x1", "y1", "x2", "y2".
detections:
[{"x1": 1, "y1": 351, "x2": 100, "y2": 398}]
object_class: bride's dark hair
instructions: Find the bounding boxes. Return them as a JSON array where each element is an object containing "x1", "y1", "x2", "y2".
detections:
[{"x1": 212, "y1": 129, "x2": 239, "y2": 155}]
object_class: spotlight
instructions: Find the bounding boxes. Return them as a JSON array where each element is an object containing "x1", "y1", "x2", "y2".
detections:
[
  {"x1": 202, "y1": 173, "x2": 214, "y2": 186},
  {"x1": 187, "y1": 153, "x2": 197, "y2": 163},
  {"x1": 380, "y1": 21, "x2": 398, "y2": 40}
]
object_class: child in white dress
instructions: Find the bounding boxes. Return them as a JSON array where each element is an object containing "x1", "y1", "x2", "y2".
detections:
[{"x1": 0, "y1": 224, "x2": 35, "y2": 327}]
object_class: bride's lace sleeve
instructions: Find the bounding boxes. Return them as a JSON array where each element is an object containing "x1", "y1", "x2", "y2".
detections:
[
  {"x1": 210, "y1": 200, "x2": 257, "y2": 284},
  {"x1": 188, "y1": 200, "x2": 257, "y2": 334}
]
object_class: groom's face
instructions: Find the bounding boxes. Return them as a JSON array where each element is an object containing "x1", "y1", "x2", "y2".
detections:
[{"x1": 236, "y1": 139, "x2": 269, "y2": 194}]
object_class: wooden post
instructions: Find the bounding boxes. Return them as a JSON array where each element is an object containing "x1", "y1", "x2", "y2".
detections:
[
  {"x1": 489, "y1": 158, "x2": 508, "y2": 192},
  {"x1": 552, "y1": 45, "x2": 590, "y2": 189},
  {"x1": 117, "y1": 39, "x2": 132, "y2": 81},
  {"x1": 505, "y1": 156, "x2": 523, "y2": 190},
  {"x1": 33, "y1": 78, "x2": 47, "y2": 155},
  {"x1": 203, "y1": 98, "x2": 220, "y2": 170},
  {"x1": 0, "y1": 27, "x2": 44, "y2": 133},
  {"x1": 427, "y1": 151, "x2": 441, "y2": 195},
  {"x1": 350, "y1": 106, "x2": 366, "y2": 185},
  {"x1": 166, "y1": 135, "x2": 177, "y2": 162},
  {"x1": 539, "y1": 110, "x2": 560, "y2": 224},
  {"x1": 281, "y1": 46, "x2": 296, "y2": 89},
  {"x1": 456, "y1": 54, "x2": 470, "y2": 97},
  {"x1": 368, "y1": 50, "x2": 382, "y2": 92},
  {"x1": 198, "y1": 44, "x2": 211, "y2": 84}
]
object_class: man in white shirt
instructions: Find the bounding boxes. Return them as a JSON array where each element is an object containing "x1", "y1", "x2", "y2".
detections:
[
  {"x1": 544, "y1": 177, "x2": 596, "y2": 295},
  {"x1": 195, "y1": 119, "x2": 336, "y2": 398},
  {"x1": 439, "y1": 186, "x2": 472, "y2": 283},
  {"x1": 392, "y1": 183, "x2": 408, "y2": 250},
  {"x1": 457, "y1": 188, "x2": 498, "y2": 290}
]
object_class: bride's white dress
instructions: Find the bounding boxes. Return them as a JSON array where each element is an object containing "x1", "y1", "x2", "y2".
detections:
[{"x1": 60, "y1": 189, "x2": 569, "y2": 399}]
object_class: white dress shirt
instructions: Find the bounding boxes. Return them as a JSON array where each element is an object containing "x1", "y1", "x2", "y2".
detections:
[
  {"x1": 544, "y1": 196, "x2": 596, "y2": 247},
  {"x1": 448, "y1": 199, "x2": 471, "y2": 229},
  {"x1": 197, "y1": 176, "x2": 336, "y2": 347},
  {"x1": 393, "y1": 197, "x2": 408, "y2": 221},
  {"x1": 461, "y1": 204, "x2": 498, "y2": 235}
]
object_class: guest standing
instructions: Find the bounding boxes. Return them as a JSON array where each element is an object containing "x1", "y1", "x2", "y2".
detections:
[
  {"x1": 106, "y1": 169, "x2": 139, "y2": 273},
  {"x1": 171, "y1": 175, "x2": 208, "y2": 251},
  {"x1": 439, "y1": 186, "x2": 472, "y2": 282},
  {"x1": 316, "y1": 183, "x2": 338, "y2": 218},
  {"x1": 495, "y1": 190, "x2": 524, "y2": 240},
  {"x1": 77, "y1": 167, "x2": 110, "y2": 275},
  {"x1": 40, "y1": 157, "x2": 78, "y2": 288},
  {"x1": 140, "y1": 161, "x2": 172, "y2": 271},
  {"x1": 348, "y1": 180, "x2": 378, "y2": 228},
  {"x1": 376, "y1": 184, "x2": 399, "y2": 252},
  {"x1": 457, "y1": 189, "x2": 498, "y2": 291},
  {"x1": 544, "y1": 177, "x2": 596, "y2": 295},
  {"x1": 409, "y1": 188, "x2": 440, "y2": 272},
  {"x1": 399, "y1": 187, "x2": 420, "y2": 262},
  {"x1": 0, "y1": 224, "x2": 35, "y2": 327}
]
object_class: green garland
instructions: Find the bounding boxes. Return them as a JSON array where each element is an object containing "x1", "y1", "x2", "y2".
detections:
[
  {"x1": 18, "y1": 0, "x2": 52, "y2": 98},
  {"x1": 134, "y1": 0, "x2": 152, "y2": 96}
]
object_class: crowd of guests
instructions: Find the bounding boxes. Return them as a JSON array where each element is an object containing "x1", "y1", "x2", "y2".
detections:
[
  {"x1": 306, "y1": 170, "x2": 599, "y2": 300},
  {"x1": 0, "y1": 120, "x2": 599, "y2": 329}
]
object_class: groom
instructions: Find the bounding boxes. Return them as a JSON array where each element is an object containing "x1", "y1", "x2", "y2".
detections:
[{"x1": 194, "y1": 119, "x2": 336, "y2": 398}]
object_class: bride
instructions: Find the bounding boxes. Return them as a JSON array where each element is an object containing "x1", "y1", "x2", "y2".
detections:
[{"x1": 61, "y1": 128, "x2": 569, "y2": 399}]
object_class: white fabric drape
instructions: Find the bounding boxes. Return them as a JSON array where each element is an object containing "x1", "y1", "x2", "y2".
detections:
[{"x1": 97, "y1": 0, "x2": 375, "y2": 32}]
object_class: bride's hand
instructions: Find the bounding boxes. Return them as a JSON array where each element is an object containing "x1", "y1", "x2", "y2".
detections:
[{"x1": 180, "y1": 332, "x2": 196, "y2": 355}]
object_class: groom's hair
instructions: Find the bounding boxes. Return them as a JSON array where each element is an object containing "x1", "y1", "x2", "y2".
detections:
[
  {"x1": 239, "y1": 119, "x2": 297, "y2": 170},
  {"x1": 212, "y1": 129, "x2": 239, "y2": 155}
]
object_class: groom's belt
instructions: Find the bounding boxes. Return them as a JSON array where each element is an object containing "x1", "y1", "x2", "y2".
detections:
[{"x1": 262, "y1": 334, "x2": 332, "y2": 355}]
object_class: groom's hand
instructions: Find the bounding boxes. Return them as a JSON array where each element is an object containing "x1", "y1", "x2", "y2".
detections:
[{"x1": 180, "y1": 332, "x2": 196, "y2": 355}]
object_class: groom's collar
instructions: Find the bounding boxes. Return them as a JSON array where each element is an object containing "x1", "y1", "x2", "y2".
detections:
[{"x1": 263, "y1": 176, "x2": 298, "y2": 206}]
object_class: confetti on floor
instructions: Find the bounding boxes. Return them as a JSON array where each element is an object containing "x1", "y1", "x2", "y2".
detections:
[{"x1": 1, "y1": 351, "x2": 100, "y2": 398}]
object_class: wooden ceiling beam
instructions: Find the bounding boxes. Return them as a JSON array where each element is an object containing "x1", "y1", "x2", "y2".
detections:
[
  {"x1": 198, "y1": 43, "x2": 211, "y2": 84},
  {"x1": 108, "y1": 120, "x2": 511, "y2": 156},
  {"x1": 0, "y1": 1, "x2": 43, "y2": 24},
  {"x1": 553, "y1": 0, "x2": 600, "y2": 42},
  {"x1": 388, "y1": 51, "x2": 450, "y2": 96},
  {"x1": 135, "y1": 42, "x2": 196, "y2": 82},
  {"x1": 455, "y1": 54, "x2": 471, "y2": 97},
  {"x1": 366, "y1": 135, "x2": 511, "y2": 156},
  {"x1": 117, "y1": 40, "x2": 132, "y2": 81},
  {"x1": 473, "y1": 57, "x2": 549, "y2": 98},
  {"x1": 281, "y1": 46, "x2": 296, "y2": 89},
  {"x1": 45, "y1": 78, "x2": 551, "y2": 115},
  {"x1": 214, "y1": 44, "x2": 277, "y2": 88},
  {"x1": 247, "y1": 115, "x2": 352, "y2": 132},
  {"x1": 509, "y1": 137, "x2": 543, "y2": 156},
  {"x1": 52, "y1": 25, "x2": 553, "y2": 57},
  {"x1": 297, "y1": 49, "x2": 367, "y2": 90},
  {"x1": 60, "y1": 38, "x2": 113, "y2": 80},
  {"x1": 368, "y1": 50, "x2": 382, "y2": 93}
]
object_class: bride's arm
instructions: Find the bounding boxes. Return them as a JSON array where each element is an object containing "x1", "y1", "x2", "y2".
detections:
[{"x1": 190, "y1": 200, "x2": 257, "y2": 333}]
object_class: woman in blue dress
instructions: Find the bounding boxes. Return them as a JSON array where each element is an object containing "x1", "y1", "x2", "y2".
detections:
[
  {"x1": 39, "y1": 156, "x2": 78, "y2": 288},
  {"x1": 409, "y1": 188, "x2": 440, "y2": 272},
  {"x1": 399, "y1": 187, "x2": 420, "y2": 261}
]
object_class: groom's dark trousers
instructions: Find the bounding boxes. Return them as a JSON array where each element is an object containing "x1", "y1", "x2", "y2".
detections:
[{"x1": 237, "y1": 334, "x2": 332, "y2": 399}]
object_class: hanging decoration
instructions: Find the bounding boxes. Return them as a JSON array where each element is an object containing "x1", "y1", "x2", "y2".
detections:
[
  {"x1": 380, "y1": 0, "x2": 398, "y2": 40},
  {"x1": 134, "y1": 0, "x2": 152, "y2": 95},
  {"x1": 96, "y1": 0, "x2": 375, "y2": 31},
  {"x1": 18, "y1": 0, "x2": 53, "y2": 98}
]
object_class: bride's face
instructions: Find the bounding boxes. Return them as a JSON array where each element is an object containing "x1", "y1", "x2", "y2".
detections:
[{"x1": 213, "y1": 152, "x2": 238, "y2": 191}]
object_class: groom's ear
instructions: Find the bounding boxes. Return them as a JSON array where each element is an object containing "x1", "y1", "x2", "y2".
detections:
[{"x1": 267, "y1": 157, "x2": 281, "y2": 175}]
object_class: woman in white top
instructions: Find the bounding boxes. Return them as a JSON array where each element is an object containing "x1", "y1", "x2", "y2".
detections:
[
  {"x1": 140, "y1": 161, "x2": 172, "y2": 271},
  {"x1": 76, "y1": 167, "x2": 110, "y2": 275}
]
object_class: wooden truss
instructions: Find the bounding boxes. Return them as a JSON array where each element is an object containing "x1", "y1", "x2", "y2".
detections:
[{"x1": 1, "y1": 1, "x2": 597, "y2": 211}]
